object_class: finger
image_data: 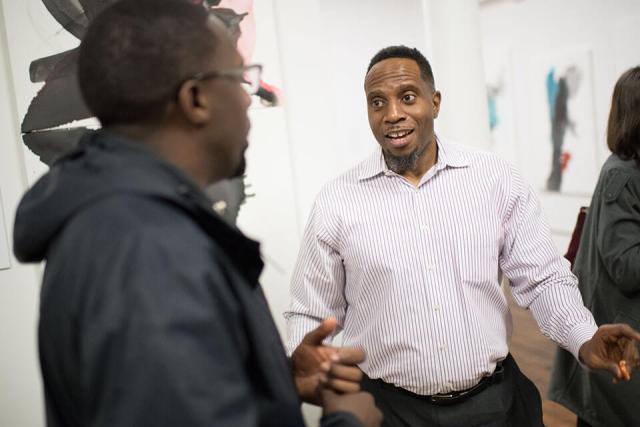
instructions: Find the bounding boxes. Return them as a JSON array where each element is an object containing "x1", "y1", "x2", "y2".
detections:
[
  {"x1": 325, "y1": 377, "x2": 361, "y2": 394},
  {"x1": 319, "y1": 360, "x2": 331, "y2": 372},
  {"x1": 611, "y1": 324, "x2": 640, "y2": 342},
  {"x1": 302, "y1": 317, "x2": 338, "y2": 345},
  {"x1": 622, "y1": 337, "x2": 639, "y2": 355},
  {"x1": 336, "y1": 347, "x2": 366, "y2": 365},
  {"x1": 320, "y1": 388, "x2": 337, "y2": 402},
  {"x1": 329, "y1": 364, "x2": 364, "y2": 382},
  {"x1": 318, "y1": 372, "x2": 329, "y2": 384}
]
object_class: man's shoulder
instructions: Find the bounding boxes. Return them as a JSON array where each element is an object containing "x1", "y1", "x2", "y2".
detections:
[
  {"x1": 89, "y1": 191, "x2": 188, "y2": 222},
  {"x1": 442, "y1": 140, "x2": 516, "y2": 179},
  {"x1": 67, "y1": 193, "x2": 211, "y2": 256},
  {"x1": 445, "y1": 140, "x2": 509, "y2": 166}
]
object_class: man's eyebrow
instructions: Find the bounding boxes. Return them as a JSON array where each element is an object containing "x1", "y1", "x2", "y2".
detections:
[
  {"x1": 366, "y1": 90, "x2": 386, "y2": 99},
  {"x1": 394, "y1": 83, "x2": 421, "y2": 93}
]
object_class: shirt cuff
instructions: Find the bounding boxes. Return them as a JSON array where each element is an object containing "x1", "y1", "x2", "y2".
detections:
[{"x1": 566, "y1": 321, "x2": 598, "y2": 364}]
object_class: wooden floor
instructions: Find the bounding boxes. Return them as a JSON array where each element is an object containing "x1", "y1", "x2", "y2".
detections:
[{"x1": 507, "y1": 291, "x2": 577, "y2": 427}]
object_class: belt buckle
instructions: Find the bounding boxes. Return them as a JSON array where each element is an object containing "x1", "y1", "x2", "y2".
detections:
[
  {"x1": 429, "y1": 389, "x2": 470, "y2": 405},
  {"x1": 430, "y1": 393, "x2": 455, "y2": 403},
  {"x1": 428, "y1": 361, "x2": 504, "y2": 405}
]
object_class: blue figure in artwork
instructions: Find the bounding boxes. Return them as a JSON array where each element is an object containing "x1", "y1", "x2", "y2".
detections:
[
  {"x1": 545, "y1": 66, "x2": 581, "y2": 192},
  {"x1": 487, "y1": 90, "x2": 500, "y2": 131},
  {"x1": 487, "y1": 77, "x2": 504, "y2": 137}
]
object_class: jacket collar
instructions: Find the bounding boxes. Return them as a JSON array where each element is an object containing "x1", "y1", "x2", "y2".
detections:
[{"x1": 86, "y1": 130, "x2": 265, "y2": 286}]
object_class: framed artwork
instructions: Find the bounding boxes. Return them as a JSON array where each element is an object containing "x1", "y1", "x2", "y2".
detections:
[
  {"x1": 485, "y1": 50, "x2": 519, "y2": 166},
  {"x1": 514, "y1": 48, "x2": 600, "y2": 197}
]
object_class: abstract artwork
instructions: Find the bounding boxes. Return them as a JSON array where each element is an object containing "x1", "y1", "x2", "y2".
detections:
[
  {"x1": 14, "y1": 0, "x2": 280, "y2": 224},
  {"x1": 544, "y1": 65, "x2": 582, "y2": 192},
  {"x1": 485, "y1": 55, "x2": 518, "y2": 166},
  {"x1": 515, "y1": 48, "x2": 599, "y2": 196}
]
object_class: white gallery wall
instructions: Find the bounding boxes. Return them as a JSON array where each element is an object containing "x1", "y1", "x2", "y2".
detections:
[
  {"x1": 0, "y1": 1, "x2": 488, "y2": 425},
  {"x1": 277, "y1": 0, "x2": 490, "y2": 222},
  {"x1": 480, "y1": 0, "x2": 640, "y2": 251},
  {"x1": 0, "y1": 2, "x2": 45, "y2": 426}
]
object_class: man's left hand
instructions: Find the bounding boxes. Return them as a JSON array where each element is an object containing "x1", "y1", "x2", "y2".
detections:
[
  {"x1": 579, "y1": 323, "x2": 640, "y2": 381},
  {"x1": 291, "y1": 317, "x2": 365, "y2": 405}
]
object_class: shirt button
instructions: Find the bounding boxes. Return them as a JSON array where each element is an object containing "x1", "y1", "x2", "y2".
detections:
[
  {"x1": 433, "y1": 305, "x2": 440, "y2": 312},
  {"x1": 439, "y1": 345, "x2": 446, "y2": 352},
  {"x1": 420, "y1": 224, "x2": 428, "y2": 232},
  {"x1": 426, "y1": 263, "x2": 435, "y2": 271}
]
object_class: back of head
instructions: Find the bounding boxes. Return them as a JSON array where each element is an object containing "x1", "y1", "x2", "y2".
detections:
[
  {"x1": 607, "y1": 66, "x2": 640, "y2": 161},
  {"x1": 78, "y1": 0, "x2": 215, "y2": 127},
  {"x1": 366, "y1": 45, "x2": 435, "y2": 89}
]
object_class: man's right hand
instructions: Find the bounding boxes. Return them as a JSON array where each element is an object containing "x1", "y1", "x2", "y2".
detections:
[
  {"x1": 322, "y1": 389, "x2": 382, "y2": 427},
  {"x1": 292, "y1": 318, "x2": 365, "y2": 404}
]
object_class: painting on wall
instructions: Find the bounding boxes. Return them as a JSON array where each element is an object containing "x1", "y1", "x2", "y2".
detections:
[
  {"x1": 485, "y1": 52, "x2": 519, "y2": 166},
  {"x1": 514, "y1": 48, "x2": 599, "y2": 196},
  {"x1": 3, "y1": 0, "x2": 300, "y2": 332},
  {"x1": 5, "y1": 0, "x2": 281, "y2": 223}
]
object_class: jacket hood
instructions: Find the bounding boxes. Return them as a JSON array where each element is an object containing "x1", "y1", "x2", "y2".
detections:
[{"x1": 13, "y1": 130, "x2": 206, "y2": 263}]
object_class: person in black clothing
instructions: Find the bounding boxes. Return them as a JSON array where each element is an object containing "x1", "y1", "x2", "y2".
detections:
[
  {"x1": 13, "y1": 1, "x2": 381, "y2": 426},
  {"x1": 549, "y1": 67, "x2": 640, "y2": 427}
]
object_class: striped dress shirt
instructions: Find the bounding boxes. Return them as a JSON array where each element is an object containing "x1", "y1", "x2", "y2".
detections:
[{"x1": 285, "y1": 138, "x2": 598, "y2": 396}]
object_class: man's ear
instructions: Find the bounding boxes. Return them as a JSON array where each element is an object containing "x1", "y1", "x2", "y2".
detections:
[
  {"x1": 176, "y1": 80, "x2": 211, "y2": 125},
  {"x1": 432, "y1": 90, "x2": 442, "y2": 119}
]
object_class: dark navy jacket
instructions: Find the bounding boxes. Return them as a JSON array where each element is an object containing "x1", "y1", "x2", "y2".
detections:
[{"x1": 14, "y1": 130, "x2": 360, "y2": 427}]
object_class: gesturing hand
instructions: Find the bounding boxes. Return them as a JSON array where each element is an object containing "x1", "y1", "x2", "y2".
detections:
[
  {"x1": 579, "y1": 323, "x2": 640, "y2": 381},
  {"x1": 291, "y1": 317, "x2": 365, "y2": 405}
]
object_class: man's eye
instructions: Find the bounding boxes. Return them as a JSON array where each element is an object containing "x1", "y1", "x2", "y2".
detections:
[
  {"x1": 371, "y1": 99, "x2": 384, "y2": 108},
  {"x1": 403, "y1": 94, "x2": 416, "y2": 102}
]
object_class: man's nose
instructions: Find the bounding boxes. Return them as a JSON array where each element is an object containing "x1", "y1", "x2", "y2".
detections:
[{"x1": 384, "y1": 101, "x2": 405, "y2": 123}]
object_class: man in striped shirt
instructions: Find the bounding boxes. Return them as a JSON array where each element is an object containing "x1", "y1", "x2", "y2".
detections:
[{"x1": 285, "y1": 46, "x2": 640, "y2": 427}]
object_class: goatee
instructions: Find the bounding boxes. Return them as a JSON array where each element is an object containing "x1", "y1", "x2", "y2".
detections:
[{"x1": 382, "y1": 139, "x2": 429, "y2": 175}]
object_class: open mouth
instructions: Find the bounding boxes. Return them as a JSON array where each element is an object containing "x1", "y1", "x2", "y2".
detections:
[{"x1": 384, "y1": 129, "x2": 415, "y2": 147}]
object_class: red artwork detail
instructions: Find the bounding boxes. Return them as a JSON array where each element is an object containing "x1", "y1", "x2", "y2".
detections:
[{"x1": 560, "y1": 151, "x2": 571, "y2": 172}]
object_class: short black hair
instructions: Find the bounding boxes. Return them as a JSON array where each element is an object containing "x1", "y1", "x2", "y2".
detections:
[
  {"x1": 78, "y1": 0, "x2": 217, "y2": 127},
  {"x1": 366, "y1": 45, "x2": 435, "y2": 88},
  {"x1": 607, "y1": 66, "x2": 640, "y2": 161}
]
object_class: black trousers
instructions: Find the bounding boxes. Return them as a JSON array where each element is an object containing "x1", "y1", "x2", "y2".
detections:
[{"x1": 360, "y1": 354, "x2": 543, "y2": 427}]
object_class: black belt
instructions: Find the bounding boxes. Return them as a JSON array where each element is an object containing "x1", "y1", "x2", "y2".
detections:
[{"x1": 368, "y1": 359, "x2": 505, "y2": 406}]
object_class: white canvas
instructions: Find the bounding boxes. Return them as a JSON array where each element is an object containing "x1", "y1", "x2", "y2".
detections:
[
  {"x1": 485, "y1": 50, "x2": 519, "y2": 167},
  {"x1": 514, "y1": 48, "x2": 600, "y2": 196},
  {"x1": 0, "y1": 189, "x2": 11, "y2": 270}
]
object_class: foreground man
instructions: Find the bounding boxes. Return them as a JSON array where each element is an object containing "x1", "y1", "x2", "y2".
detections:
[
  {"x1": 286, "y1": 45, "x2": 640, "y2": 427},
  {"x1": 13, "y1": 1, "x2": 380, "y2": 426}
]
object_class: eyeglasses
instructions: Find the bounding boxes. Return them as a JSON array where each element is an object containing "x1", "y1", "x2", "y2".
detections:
[{"x1": 190, "y1": 64, "x2": 263, "y2": 96}]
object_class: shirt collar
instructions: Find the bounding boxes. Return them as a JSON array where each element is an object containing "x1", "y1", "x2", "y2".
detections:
[{"x1": 357, "y1": 135, "x2": 470, "y2": 181}]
